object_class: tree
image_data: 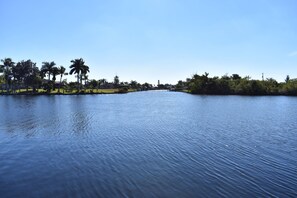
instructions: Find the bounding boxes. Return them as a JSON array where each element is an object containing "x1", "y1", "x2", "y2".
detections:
[
  {"x1": 114, "y1": 75, "x2": 119, "y2": 87},
  {"x1": 15, "y1": 60, "x2": 30, "y2": 91},
  {"x1": 51, "y1": 67, "x2": 59, "y2": 90},
  {"x1": 12, "y1": 63, "x2": 23, "y2": 92},
  {"x1": 265, "y1": 78, "x2": 278, "y2": 94},
  {"x1": 98, "y1": 78, "x2": 107, "y2": 89},
  {"x1": 130, "y1": 80, "x2": 138, "y2": 89},
  {"x1": 81, "y1": 65, "x2": 89, "y2": 87},
  {"x1": 58, "y1": 66, "x2": 66, "y2": 93},
  {"x1": 221, "y1": 75, "x2": 230, "y2": 81},
  {"x1": 189, "y1": 72, "x2": 210, "y2": 94},
  {"x1": 15, "y1": 60, "x2": 38, "y2": 92},
  {"x1": 231, "y1": 74, "x2": 241, "y2": 80},
  {"x1": 1, "y1": 58, "x2": 15, "y2": 92},
  {"x1": 41, "y1": 61, "x2": 56, "y2": 81},
  {"x1": 25, "y1": 62, "x2": 41, "y2": 92},
  {"x1": 89, "y1": 79, "x2": 98, "y2": 89},
  {"x1": 69, "y1": 58, "x2": 89, "y2": 91},
  {"x1": 285, "y1": 75, "x2": 290, "y2": 83}
]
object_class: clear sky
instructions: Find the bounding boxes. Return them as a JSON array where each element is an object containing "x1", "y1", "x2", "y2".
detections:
[{"x1": 1, "y1": 0, "x2": 296, "y2": 84}]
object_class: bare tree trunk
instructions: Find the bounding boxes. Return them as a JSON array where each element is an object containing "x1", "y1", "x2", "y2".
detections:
[{"x1": 77, "y1": 73, "x2": 80, "y2": 92}]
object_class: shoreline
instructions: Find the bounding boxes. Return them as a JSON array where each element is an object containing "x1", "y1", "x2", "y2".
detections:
[
  {"x1": 170, "y1": 89, "x2": 297, "y2": 96},
  {"x1": 1, "y1": 89, "x2": 296, "y2": 96},
  {"x1": 0, "y1": 88, "x2": 138, "y2": 96}
]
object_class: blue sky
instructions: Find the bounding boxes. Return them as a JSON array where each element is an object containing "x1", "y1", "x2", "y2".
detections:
[{"x1": 1, "y1": 0, "x2": 297, "y2": 84}]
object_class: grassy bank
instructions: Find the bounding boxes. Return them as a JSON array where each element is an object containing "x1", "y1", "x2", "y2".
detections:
[{"x1": 0, "y1": 88, "x2": 137, "y2": 95}]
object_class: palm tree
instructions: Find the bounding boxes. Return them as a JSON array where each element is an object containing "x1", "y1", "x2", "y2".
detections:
[
  {"x1": 41, "y1": 61, "x2": 56, "y2": 81},
  {"x1": 81, "y1": 65, "x2": 89, "y2": 87},
  {"x1": 1, "y1": 58, "x2": 15, "y2": 92},
  {"x1": 51, "y1": 67, "x2": 59, "y2": 91},
  {"x1": 58, "y1": 66, "x2": 66, "y2": 93},
  {"x1": 98, "y1": 78, "x2": 107, "y2": 89},
  {"x1": 69, "y1": 58, "x2": 89, "y2": 91}
]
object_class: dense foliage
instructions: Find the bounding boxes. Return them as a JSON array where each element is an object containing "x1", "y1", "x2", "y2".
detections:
[
  {"x1": 0, "y1": 57, "x2": 154, "y2": 94},
  {"x1": 0, "y1": 57, "x2": 91, "y2": 93},
  {"x1": 176, "y1": 73, "x2": 297, "y2": 96}
]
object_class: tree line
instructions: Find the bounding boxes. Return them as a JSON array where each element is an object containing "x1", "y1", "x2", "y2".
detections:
[
  {"x1": 0, "y1": 57, "x2": 91, "y2": 93},
  {"x1": 176, "y1": 73, "x2": 297, "y2": 96},
  {"x1": 0, "y1": 57, "x2": 155, "y2": 94}
]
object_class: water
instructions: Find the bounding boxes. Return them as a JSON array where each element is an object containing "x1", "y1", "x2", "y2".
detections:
[{"x1": 0, "y1": 91, "x2": 297, "y2": 197}]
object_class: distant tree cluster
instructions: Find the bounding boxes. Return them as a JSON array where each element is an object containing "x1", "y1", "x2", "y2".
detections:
[
  {"x1": 176, "y1": 73, "x2": 297, "y2": 96},
  {"x1": 0, "y1": 57, "x2": 89, "y2": 93}
]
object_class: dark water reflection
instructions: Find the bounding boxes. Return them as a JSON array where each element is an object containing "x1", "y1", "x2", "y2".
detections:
[{"x1": 0, "y1": 91, "x2": 297, "y2": 197}]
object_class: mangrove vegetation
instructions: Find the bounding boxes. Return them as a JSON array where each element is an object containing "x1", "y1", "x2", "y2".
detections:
[{"x1": 175, "y1": 73, "x2": 297, "y2": 96}]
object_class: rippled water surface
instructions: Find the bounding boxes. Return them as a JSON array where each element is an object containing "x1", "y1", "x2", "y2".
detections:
[{"x1": 1, "y1": 91, "x2": 297, "y2": 197}]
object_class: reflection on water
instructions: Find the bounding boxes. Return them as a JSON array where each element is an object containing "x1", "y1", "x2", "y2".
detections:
[{"x1": 0, "y1": 92, "x2": 297, "y2": 197}]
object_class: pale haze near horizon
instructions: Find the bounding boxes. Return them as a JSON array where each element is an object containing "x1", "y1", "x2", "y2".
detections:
[{"x1": 1, "y1": 0, "x2": 296, "y2": 84}]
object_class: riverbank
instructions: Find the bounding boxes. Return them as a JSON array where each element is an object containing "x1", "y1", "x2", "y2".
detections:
[
  {"x1": 0, "y1": 88, "x2": 137, "y2": 95},
  {"x1": 170, "y1": 89, "x2": 297, "y2": 96}
]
